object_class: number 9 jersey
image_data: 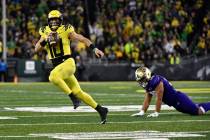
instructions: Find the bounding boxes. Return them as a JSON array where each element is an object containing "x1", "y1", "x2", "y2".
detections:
[{"x1": 39, "y1": 24, "x2": 74, "y2": 60}]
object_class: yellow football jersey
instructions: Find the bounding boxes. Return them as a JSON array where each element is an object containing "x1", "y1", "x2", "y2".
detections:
[{"x1": 39, "y1": 24, "x2": 74, "y2": 59}]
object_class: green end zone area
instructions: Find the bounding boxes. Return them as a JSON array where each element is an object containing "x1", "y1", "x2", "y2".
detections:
[{"x1": 0, "y1": 81, "x2": 210, "y2": 140}]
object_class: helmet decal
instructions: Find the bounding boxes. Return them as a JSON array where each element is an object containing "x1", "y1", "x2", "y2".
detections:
[{"x1": 135, "y1": 67, "x2": 151, "y2": 88}]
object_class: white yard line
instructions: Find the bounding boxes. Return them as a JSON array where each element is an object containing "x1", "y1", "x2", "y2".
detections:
[
  {"x1": 0, "y1": 104, "x2": 68, "y2": 107},
  {"x1": 1, "y1": 89, "x2": 210, "y2": 97},
  {"x1": 30, "y1": 131, "x2": 210, "y2": 140},
  {"x1": 8, "y1": 112, "x2": 180, "y2": 118},
  {"x1": 0, "y1": 136, "x2": 38, "y2": 138},
  {"x1": 0, "y1": 117, "x2": 17, "y2": 120},
  {"x1": 0, "y1": 89, "x2": 62, "y2": 94},
  {"x1": 0, "y1": 131, "x2": 210, "y2": 139},
  {"x1": 4, "y1": 105, "x2": 175, "y2": 113},
  {"x1": 0, "y1": 120, "x2": 210, "y2": 126},
  {"x1": 0, "y1": 89, "x2": 143, "y2": 97}
]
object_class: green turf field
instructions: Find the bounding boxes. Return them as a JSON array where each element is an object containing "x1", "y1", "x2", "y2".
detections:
[{"x1": 0, "y1": 81, "x2": 210, "y2": 140}]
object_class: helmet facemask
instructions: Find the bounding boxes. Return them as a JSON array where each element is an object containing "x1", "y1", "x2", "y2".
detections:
[
  {"x1": 48, "y1": 10, "x2": 63, "y2": 31},
  {"x1": 135, "y1": 67, "x2": 151, "y2": 88},
  {"x1": 48, "y1": 18, "x2": 62, "y2": 31}
]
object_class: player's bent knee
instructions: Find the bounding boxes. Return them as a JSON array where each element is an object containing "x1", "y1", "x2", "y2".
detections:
[
  {"x1": 49, "y1": 72, "x2": 60, "y2": 84},
  {"x1": 48, "y1": 73, "x2": 55, "y2": 82}
]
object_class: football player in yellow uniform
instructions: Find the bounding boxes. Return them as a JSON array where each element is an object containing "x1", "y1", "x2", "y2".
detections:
[{"x1": 35, "y1": 10, "x2": 108, "y2": 124}]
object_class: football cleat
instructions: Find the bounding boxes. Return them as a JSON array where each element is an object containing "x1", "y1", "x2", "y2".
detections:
[
  {"x1": 147, "y1": 112, "x2": 159, "y2": 117},
  {"x1": 68, "y1": 94, "x2": 81, "y2": 109},
  {"x1": 99, "y1": 107, "x2": 108, "y2": 124},
  {"x1": 131, "y1": 110, "x2": 145, "y2": 117}
]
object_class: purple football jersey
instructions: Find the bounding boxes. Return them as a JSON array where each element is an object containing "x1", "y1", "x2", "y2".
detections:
[
  {"x1": 145, "y1": 75, "x2": 178, "y2": 106},
  {"x1": 144, "y1": 74, "x2": 210, "y2": 115}
]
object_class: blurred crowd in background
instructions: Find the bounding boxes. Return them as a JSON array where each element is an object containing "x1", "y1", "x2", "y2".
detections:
[{"x1": 0, "y1": 0, "x2": 210, "y2": 65}]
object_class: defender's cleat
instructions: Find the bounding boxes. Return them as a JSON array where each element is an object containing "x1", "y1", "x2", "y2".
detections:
[
  {"x1": 68, "y1": 94, "x2": 81, "y2": 109},
  {"x1": 99, "y1": 107, "x2": 108, "y2": 124}
]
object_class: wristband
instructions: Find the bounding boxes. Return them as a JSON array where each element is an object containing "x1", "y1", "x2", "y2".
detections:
[
  {"x1": 89, "y1": 44, "x2": 96, "y2": 50},
  {"x1": 40, "y1": 40, "x2": 47, "y2": 47}
]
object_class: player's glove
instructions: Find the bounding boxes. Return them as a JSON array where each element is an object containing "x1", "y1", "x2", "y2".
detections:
[
  {"x1": 147, "y1": 112, "x2": 159, "y2": 117},
  {"x1": 131, "y1": 110, "x2": 144, "y2": 117}
]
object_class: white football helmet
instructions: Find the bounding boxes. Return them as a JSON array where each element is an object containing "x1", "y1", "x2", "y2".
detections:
[{"x1": 135, "y1": 67, "x2": 151, "y2": 88}]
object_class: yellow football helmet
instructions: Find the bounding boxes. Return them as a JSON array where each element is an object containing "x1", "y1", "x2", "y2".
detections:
[
  {"x1": 48, "y1": 10, "x2": 63, "y2": 31},
  {"x1": 135, "y1": 66, "x2": 151, "y2": 88}
]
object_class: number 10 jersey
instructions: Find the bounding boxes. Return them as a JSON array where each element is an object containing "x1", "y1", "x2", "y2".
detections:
[{"x1": 39, "y1": 24, "x2": 75, "y2": 59}]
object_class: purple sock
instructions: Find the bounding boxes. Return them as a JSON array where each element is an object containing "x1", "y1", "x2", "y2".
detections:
[{"x1": 198, "y1": 102, "x2": 210, "y2": 113}]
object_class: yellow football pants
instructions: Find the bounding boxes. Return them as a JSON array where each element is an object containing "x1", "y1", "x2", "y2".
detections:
[{"x1": 49, "y1": 58, "x2": 97, "y2": 108}]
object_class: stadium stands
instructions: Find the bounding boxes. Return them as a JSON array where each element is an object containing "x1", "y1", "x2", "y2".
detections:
[{"x1": 1, "y1": 0, "x2": 210, "y2": 65}]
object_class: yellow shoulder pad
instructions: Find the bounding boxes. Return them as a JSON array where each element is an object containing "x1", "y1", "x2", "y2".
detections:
[
  {"x1": 64, "y1": 24, "x2": 75, "y2": 33},
  {"x1": 39, "y1": 26, "x2": 46, "y2": 36}
]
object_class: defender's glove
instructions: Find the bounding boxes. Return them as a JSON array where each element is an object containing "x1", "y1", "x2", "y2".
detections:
[
  {"x1": 131, "y1": 110, "x2": 144, "y2": 117},
  {"x1": 147, "y1": 112, "x2": 159, "y2": 117}
]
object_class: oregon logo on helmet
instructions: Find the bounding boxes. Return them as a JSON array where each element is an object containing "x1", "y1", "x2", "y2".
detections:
[{"x1": 48, "y1": 10, "x2": 63, "y2": 31}]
